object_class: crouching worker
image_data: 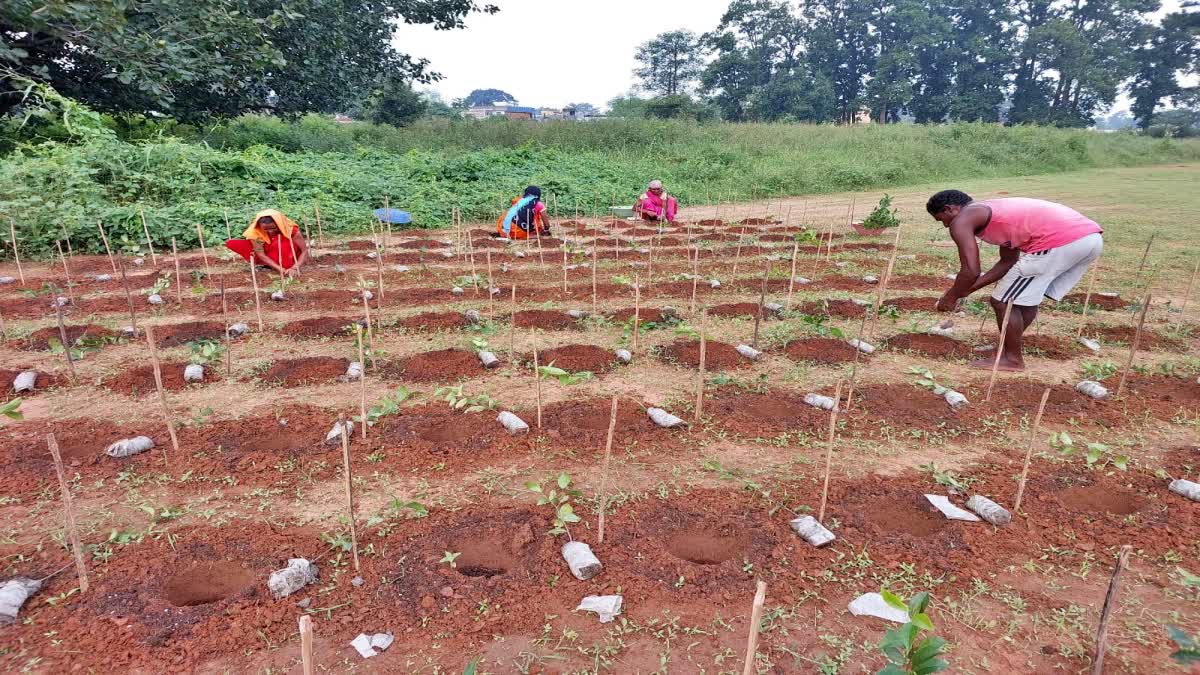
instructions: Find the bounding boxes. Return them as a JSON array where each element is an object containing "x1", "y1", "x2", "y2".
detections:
[
  {"x1": 226, "y1": 209, "x2": 308, "y2": 277},
  {"x1": 633, "y1": 180, "x2": 677, "y2": 224},
  {"x1": 927, "y1": 190, "x2": 1103, "y2": 372},
  {"x1": 495, "y1": 186, "x2": 552, "y2": 240}
]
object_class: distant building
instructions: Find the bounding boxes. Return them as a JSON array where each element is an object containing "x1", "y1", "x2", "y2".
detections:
[{"x1": 465, "y1": 101, "x2": 540, "y2": 120}]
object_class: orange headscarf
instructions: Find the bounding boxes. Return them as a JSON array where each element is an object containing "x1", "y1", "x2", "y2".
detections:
[{"x1": 242, "y1": 209, "x2": 298, "y2": 244}]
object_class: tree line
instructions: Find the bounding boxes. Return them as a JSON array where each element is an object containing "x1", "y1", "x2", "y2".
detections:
[{"x1": 626, "y1": 0, "x2": 1199, "y2": 129}]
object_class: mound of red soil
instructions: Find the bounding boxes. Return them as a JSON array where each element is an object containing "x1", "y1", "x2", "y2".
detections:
[
  {"x1": 532, "y1": 344, "x2": 617, "y2": 373},
  {"x1": 397, "y1": 239, "x2": 449, "y2": 249},
  {"x1": 820, "y1": 274, "x2": 872, "y2": 291},
  {"x1": 538, "y1": 398, "x2": 667, "y2": 447},
  {"x1": 385, "y1": 349, "x2": 490, "y2": 382},
  {"x1": 850, "y1": 492, "x2": 949, "y2": 538},
  {"x1": 278, "y1": 316, "x2": 357, "y2": 338},
  {"x1": 1091, "y1": 325, "x2": 1180, "y2": 350},
  {"x1": 347, "y1": 239, "x2": 378, "y2": 250},
  {"x1": 105, "y1": 362, "x2": 217, "y2": 396},
  {"x1": 739, "y1": 217, "x2": 778, "y2": 225},
  {"x1": 1, "y1": 369, "x2": 58, "y2": 394},
  {"x1": 1022, "y1": 334, "x2": 1081, "y2": 360},
  {"x1": 784, "y1": 337, "x2": 861, "y2": 363},
  {"x1": 1061, "y1": 293, "x2": 1126, "y2": 310},
  {"x1": 967, "y1": 380, "x2": 1128, "y2": 428},
  {"x1": 696, "y1": 219, "x2": 725, "y2": 226},
  {"x1": 21, "y1": 324, "x2": 116, "y2": 351},
  {"x1": 887, "y1": 274, "x2": 950, "y2": 291},
  {"x1": 707, "y1": 389, "x2": 828, "y2": 435},
  {"x1": 259, "y1": 357, "x2": 348, "y2": 387},
  {"x1": 882, "y1": 296, "x2": 938, "y2": 312},
  {"x1": 849, "y1": 383, "x2": 965, "y2": 431},
  {"x1": 1100, "y1": 374, "x2": 1200, "y2": 419},
  {"x1": 1059, "y1": 485, "x2": 1142, "y2": 515},
  {"x1": 373, "y1": 407, "x2": 509, "y2": 454},
  {"x1": 796, "y1": 299, "x2": 866, "y2": 318},
  {"x1": 707, "y1": 302, "x2": 764, "y2": 318},
  {"x1": 398, "y1": 311, "x2": 469, "y2": 332},
  {"x1": 607, "y1": 307, "x2": 675, "y2": 325},
  {"x1": 659, "y1": 340, "x2": 751, "y2": 370},
  {"x1": 882, "y1": 333, "x2": 974, "y2": 359},
  {"x1": 154, "y1": 321, "x2": 227, "y2": 348},
  {"x1": 513, "y1": 309, "x2": 580, "y2": 330}
]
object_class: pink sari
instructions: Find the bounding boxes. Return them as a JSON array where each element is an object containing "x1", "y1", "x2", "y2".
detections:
[{"x1": 639, "y1": 191, "x2": 677, "y2": 222}]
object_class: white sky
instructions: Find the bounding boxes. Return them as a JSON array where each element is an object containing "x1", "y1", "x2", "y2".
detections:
[{"x1": 392, "y1": 0, "x2": 1186, "y2": 114}]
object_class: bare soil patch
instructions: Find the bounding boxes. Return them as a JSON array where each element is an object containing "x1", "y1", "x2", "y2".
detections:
[
  {"x1": 513, "y1": 309, "x2": 580, "y2": 330},
  {"x1": 277, "y1": 316, "x2": 356, "y2": 338},
  {"x1": 882, "y1": 333, "x2": 974, "y2": 359},
  {"x1": 105, "y1": 362, "x2": 218, "y2": 396},
  {"x1": 531, "y1": 344, "x2": 617, "y2": 373},
  {"x1": 659, "y1": 340, "x2": 751, "y2": 370},
  {"x1": 882, "y1": 295, "x2": 938, "y2": 312},
  {"x1": 20, "y1": 324, "x2": 116, "y2": 351},
  {"x1": 258, "y1": 357, "x2": 348, "y2": 387},
  {"x1": 384, "y1": 348, "x2": 490, "y2": 382},
  {"x1": 784, "y1": 337, "x2": 861, "y2": 364},
  {"x1": 795, "y1": 299, "x2": 865, "y2": 318},
  {"x1": 398, "y1": 311, "x2": 469, "y2": 332},
  {"x1": 1061, "y1": 293, "x2": 1127, "y2": 310}
]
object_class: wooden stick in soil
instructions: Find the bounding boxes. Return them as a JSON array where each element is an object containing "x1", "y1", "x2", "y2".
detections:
[
  {"x1": 1177, "y1": 257, "x2": 1199, "y2": 322},
  {"x1": 509, "y1": 284, "x2": 517, "y2": 358},
  {"x1": 591, "y1": 238, "x2": 599, "y2": 316},
  {"x1": 632, "y1": 273, "x2": 641, "y2": 352},
  {"x1": 298, "y1": 615, "x2": 314, "y2": 675},
  {"x1": 842, "y1": 308, "x2": 873, "y2": 413},
  {"x1": 55, "y1": 239, "x2": 74, "y2": 305},
  {"x1": 96, "y1": 221, "x2": 117, "y2": 274},
  {"x1": 1091, "y1": 545, "x2": 1132, "y2": 675},
  {"x1": 1136, "y1": 233, "x2": 1156, "y2": 274},
  {"x1": 868, "y1": 225, "x2": 904, "y2": 339},
  {"x1": 597, "y1": 395, "x2": 619, "y2": 544},
  {"x1": 7, "y1": 219, "x2": 24, "y2": 284},
  {"x1": 689, "y1": 246, "x2": 700, "y2": 315},
  {"x1": 695, "y1": 310, "x2": 707, "y2": 422},
  {"x1": 54, "y1": 301, "x2": 77, "y2": 382},
  {"x1": 195, "y1": 222, "x2": 211, "y2": 276},
  {"x1": 752, "y1": 259, "x2": 771, "y2": 348},
  {"x1": 117, "y1": 255, "x2": 139, "y2": 337},
  {"x1": 355, "y1": 324, "x2": 369, "y2": 440},
  {"x1": 1013, "y1": 387, "x2": 1051, "y2": 514},
  {"x1": 486, "y1": 250, "x2": 496, "y2": 317},
  {"x1": 374, "y1": 248, "x2": 386, "y2": 310},
  {"x1": 1115, "y1": 292, "x2": 1152, "y2": 398},
  {"x1": 817, "y1": 379, "x2": 844, "y2": 523},
  {"x1": 314, "y1": 203, "x2": 325, "y2": 248},
  {"x1": 984, "y1": 298, "x2": 1016, "y2": 404},
  {"x1": 46, "y1": 433, "x2": 89, "y2": 593},
  {"x1": 220, "y1": 277, "x2": 233, "y2": 376},
  {"x1": 338, "y1": 413, "x2": 361, "y2": 573},
  {"x1": 785, "y1": 236, "x2": 800, "y2": 310},
  {"x1": 466, "y1": 229, "x2": 479, "y2": 291},
  {"x1": 223, "y1": 209, "x2": 232, "y2": 240},
  {"x1": 247, "y1": 253, "x2": 264, "y2": 331},
  {"x1": 358, "y1": 279, "x2": 376, "y2": 371},
  {"x1": 171, "y1": 237, "x2": 183, "y2": 305},
  {"x1": 61, "y1": 223, "x2": 75, "y2": 262},
  {"x1": 139, "y1": 206, "x2": 158, "y2": 267},
  {"x1": 1075, "y1": 263, "x2": 1100, "y2": 339},
  {"x1": 732, "y1": 226, "x2": 746, "y2": 279},
  {"x1": 144, "y1": 324, "x2": 180, "y2": 458},
  {"x1": 535, "y1": 343, "x2": 544, "y2": 427},
  {"x1": 561, "y1": 244, "x2": 569, "y2": 296},
  {"x1": 0, "y1": 307, "x2": 6, "y2": 341},
  {"x1": 741, "y1": 580, "x2": 768, "y2": 675}
]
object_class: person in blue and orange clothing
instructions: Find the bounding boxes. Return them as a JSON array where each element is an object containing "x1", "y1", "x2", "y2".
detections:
[
  {"x1": 225, "y1": 209, "x2": 309, "y2": 276},
  {"x1": 495, "y1": 186, "x2": 552, "y2": 240}
]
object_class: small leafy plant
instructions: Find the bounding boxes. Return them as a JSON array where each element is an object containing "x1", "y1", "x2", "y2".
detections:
[
  {"x1": 434, "y1": 384, "x2": 498, "y2": 413},
  {"x1": 147, "y1": 274, "x2": 171, "y2": 296},
  {"x1": 536, "y1": 362, "x2": 594, "y2": 385},
  {"x1": 357, "y1": 386, "x2": 419, "y2": 426},
  {"x1": 187, "y1": 339, "x2": 224, "y2": 366},
  {"x1": 526, "y1": 472, "x2": 582, "y2": 537},
  {"x1": 440, "y1": 551, "x2": 462, "y2": 568},
  {"x1": 1081, "y1": 360, "x2": 1119, "y2": 380},
  {"x1": 877, "y1": 590, "x2": 949, "y2": 674},
  {"x1": 1168, "y1": 626, "x2": 1200, "y2": 664},
  {"x1": 1049, "y1": 431, "x2": 1129, "y2": 470},
  {"x1": 917, "y1": 462, "x2": 975, "y2": 493},
  {"x1": 800, "y1": 313, "x2": 845, "y2": 338},
  {"x1": 862, "y1": 194, "x2": 900, "y2": 230},
  {"x1": 1, "y1": 399, "x2": 23, "y2": 421}
]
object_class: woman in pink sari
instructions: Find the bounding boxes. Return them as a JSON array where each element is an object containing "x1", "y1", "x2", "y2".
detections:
[{"x1": 634, "y1": 180, "x2": 678, "y2": 223}]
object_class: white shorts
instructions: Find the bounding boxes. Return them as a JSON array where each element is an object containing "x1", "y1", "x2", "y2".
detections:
[{"x1": 993, "y1": 233, "x2": 1103, "y2": 307}]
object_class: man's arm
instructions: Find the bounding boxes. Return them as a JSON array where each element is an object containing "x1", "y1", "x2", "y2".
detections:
[
  {"x1": 966, "y1": 246, "x2": 1018, "y2": 294},
  {"x1": 936, "y1": 205, "x2": 987, "y2": 310}
]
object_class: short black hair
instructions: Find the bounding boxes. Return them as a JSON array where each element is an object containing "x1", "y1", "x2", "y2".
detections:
[{"x1": 926, "y1": 190, "x2": 972, "y2": 215}]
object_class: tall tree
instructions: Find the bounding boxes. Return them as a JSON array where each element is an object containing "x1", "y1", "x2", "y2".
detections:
[
  {"x1": 463, "y1": 88, "x2": 516, "y2": 107},
  {"x1": 1130, "y1": 9, "x2": 1200, "y2": 128},
  {"x1": 0, "y1": 0, "x2": 498, "y2": 121},
  {"x1": 803, "y1": 0, "x2": 875, "y2": 123},
  {"x1": 701, "y1": 0, "x2": 806, "y2": 120},
  {"x1": 634, "y1": 30, "x2": 705, "y2": 96},
  {"x1": 362, "y1": 75, "x2": 427, "y2": 127}
]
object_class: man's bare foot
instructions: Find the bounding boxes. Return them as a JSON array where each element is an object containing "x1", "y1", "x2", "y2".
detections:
[{"x1": 970, "y1": 356, "x2": 1025, "y2": 372}]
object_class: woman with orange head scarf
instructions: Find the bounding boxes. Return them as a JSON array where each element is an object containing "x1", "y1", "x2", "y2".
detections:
[{"x1": 225, "y1": 209, "x2": 309, "y2": 276}]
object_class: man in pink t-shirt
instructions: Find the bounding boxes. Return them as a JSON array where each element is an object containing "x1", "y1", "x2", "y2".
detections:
[{"x1": 926, "y1": 189, "x2": 1104, "y2": 372}]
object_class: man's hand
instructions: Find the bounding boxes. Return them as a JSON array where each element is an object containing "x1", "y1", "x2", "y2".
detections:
[{"x1": 936, "y1": 290, "x2": 959, "y2": 312}]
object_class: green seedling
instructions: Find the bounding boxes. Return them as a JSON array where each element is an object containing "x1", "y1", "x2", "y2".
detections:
[
  {"x1": 356, "y1": 386, "x2": 418, "y2": 426},
  {"x1": 48, "y1": 333, "x2": 111, "y2": 362},
  {"x1": 862, "y1": 194, "x2": 900, "y2": 230},
  {"x1": 526, "y1": 472, "x2": 582, "y2": 537},
  {"x1": 434, "y1": 384, "x2": 498, "y2": 413},
  {"x1": 440, "y1": 551, "x2": 462, "y2": 568},
  {"x1": 388, "y1": 498, "x2": 429, "y2": 518},
  {"x1": 147, "y1": 274, "x2": 171, "y2": 296},
  {"x1": 1169, "y1": 626, "x2": 1200, "y2": 664},
  {"x1": 1081, "y1": 360, "x2": 1118, "y2": 380},
  {"x1": 917, "y1": 462, "x2": 974, "y2": 493},
  {"x1": 536, "y1": 362, "x2": 594, "y2": 385},
  {"x1": 1, "y1": 399, "x2": 23, "y2": 421},
  {"x1": 877, "y1": 589, "x2": 950, "y2": 674},
  {"x1": 1049, "y1": 431, "x2": 1129, "y2": 470},
  {"x1": 187, "y1": 339, "x2": 224, "y2": 366},
  {"x1": 800, "y1": 313, "x2": 844, "y2": 338}
]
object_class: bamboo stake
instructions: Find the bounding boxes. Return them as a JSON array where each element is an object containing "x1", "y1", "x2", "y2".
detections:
[
  {"x1": 533, "y1": 347, "x2": 543, "y2": 429},
  {"x1": 842, "y1": 308, "x2": 873, "y2": 412},
  {"x1": 338, "y1": 414, "x2": 361, "y2": 573},
  {"x1": 695, "y1": 309, "x2": 707, "y2": 422},
  {"x1": 732, "y1": 226, "x2": 746, "y2": 279},
  {"x1": 220, "y1": 278, "x2": 233, "y2": 376},
  {"x1": 0, "y1": 307, "x2": 6, "y2": 340},
  {"x1": 223, "y1": 209, "x2": 232, "y2": 240},
  {"x1": 509, "y1": 284, "x2": 517, "y2": 358},
  {"x1": 486, "y1": 250, "x2": 496, "y2": 317},
  {"x1": 46, "y1": 433, "x2": 89, "y2": 593},
  {"x1": 742, "y1": 580, "x2": 768, "y2": 675},
  {"x1": 817, "y1": 380, "x2": 844, "y2": 523},
  {"x1": 1076, "y1": 263, "x2": 1100, "y2": 338},
  {"x1": 1116, "y1": 293, "x2": 1152, "y2": 398},
  {"x1": 591, "y1": 238, "x2": 599, "y2": 316},
  {"x1": 315, "y1": 203, "x2": 325, "y2": 247},
  {"x1": 467, "y1": 229, "x2": 478, "y2": 291},
  {"x1": 752, "y1": 259, "x2": 771, "y2": 348},
  {"x1": 984, "y1": 298, "x2": 1016, "y2": 403},
  {"x1": 54, "y1": 301, "x2": 77, "y2": 382},
  {"x1": 359, "y1": 279, "x2": 376, "y2": 371},
  {"x1": 140, "y1": 206, "x2": 158, "y2": 267},
  {"x1": 96, "y1": 221, "x2": 117, "y2": 274},
  {"x1": 55, "y1": 240, "x2": 74, "y2": 305},
  {"x1": 61, "y1": 223, "x2": 74, "y2": 262},
  {"x1": 171, "y1": 237, "x2": 183, "y2": 305},
  {"x1": 1136, "y1": 233, "x2": 1155, "y2": 274},
  {"x1": 561, "y1": 245, "x2": 568, "y2": 295},
  {"x1": 1178, "y1": 258, "x2": 1199, "y2": 321},
  {"x1": 689, "y1": 246, "x2": 700, "y2": 315},
  {"x1": 1091, "y1": 545, "x2": 1132, "y2": 675},
  {"x1": 1013, "y1": 387, "x2": 1051, "y2": 514},
  {"x1": 868, "y1": 224, "x2": 904, "y2": 339},
  {"x1": 535, "y1": 217, "x2": 545, "y2": 265},
  {"x1": 7, "y1": 220, "x2": 24, "y2": 284},
  {"x1": 597, "y1": 396, "x2": 619, "y2": 544},
  {"x1": 374, "y1": 247, "x2": 386, "y2": 310},
  {"x1": 144, "y1": 325, "x2": 180, "y2": 458},
  {"x1": 298, "y1": 615, "x2": 314, "y2": 675},
  {"x1": 785, "y1": 237, "x2": 800, "y2": 310},
  {"x1": 646, "y1": 237, "x2": 655, "y2": 296},
  {"x1": 117, "y1": 256, "x2": 139, "y2": 337},
  {"x1": 195, "y1": 222, "x2": 211, "y2": 276},
  {"x1": 248, "y1": 253, "x2": 264, "y2": 331},
  {"x1": 355, "y1": 324, "x2": 369, "y2": 440},
  {"x1": 632, "y1": 274, "x2": 641, "y2": 352}
]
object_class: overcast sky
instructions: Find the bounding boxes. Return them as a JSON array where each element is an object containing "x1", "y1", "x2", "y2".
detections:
[{"x1": 393, "y1": 0, "x2": 1186, "y2": 113}]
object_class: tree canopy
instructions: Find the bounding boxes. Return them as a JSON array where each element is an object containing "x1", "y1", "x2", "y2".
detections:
[
  {"x1": 462, "y1": 88, "x2": 516, "y2": 107},
  {"x1": 633, "y1": 30, "x2": 705, "y2": 96}
]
